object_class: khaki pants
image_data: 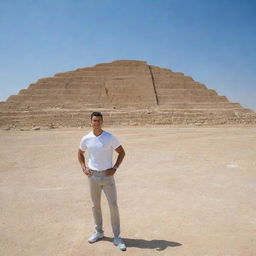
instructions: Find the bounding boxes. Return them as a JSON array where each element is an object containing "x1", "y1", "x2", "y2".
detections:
[{"x1": 88, "y1": 173, "x2": 120, "y2": 238}]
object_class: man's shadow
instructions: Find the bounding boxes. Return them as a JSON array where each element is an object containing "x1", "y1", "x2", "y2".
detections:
[{"x1": 102, "y1": 237, "x2": 182, "y2": 251}]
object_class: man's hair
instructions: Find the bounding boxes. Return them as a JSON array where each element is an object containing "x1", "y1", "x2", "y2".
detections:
[{"x1": 91, "y1": 112, "x2": 103, "y2": 120}]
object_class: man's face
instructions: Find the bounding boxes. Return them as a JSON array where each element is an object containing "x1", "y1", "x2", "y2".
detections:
[{"x1": 90, "y1": 116, "x2": 103, "y2": 129}]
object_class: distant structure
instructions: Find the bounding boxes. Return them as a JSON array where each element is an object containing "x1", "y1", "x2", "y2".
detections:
[{"x1": 0, "y1": 60, "x2": 255, "y2": 128}]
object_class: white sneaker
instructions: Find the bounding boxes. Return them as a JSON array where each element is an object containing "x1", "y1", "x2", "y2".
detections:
[
  {"x1": 114, "y1": 237, "x2": 127, "y2": 251},
  {"x1": 88, "y1": 231, "x2": 104, "y2": 243}
]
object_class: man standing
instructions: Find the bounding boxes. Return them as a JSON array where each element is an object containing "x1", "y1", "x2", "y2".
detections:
[{"x1": 78, "y1": 112, "x2": 126, "y2": 251}]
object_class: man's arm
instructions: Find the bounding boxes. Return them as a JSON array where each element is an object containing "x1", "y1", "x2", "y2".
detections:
[
  {"x1": 107, "y1": 145, "x2": 126, "y2": 176},
  {"x1": 77, "y1": 149, "x2": 92, "y2": 176}
]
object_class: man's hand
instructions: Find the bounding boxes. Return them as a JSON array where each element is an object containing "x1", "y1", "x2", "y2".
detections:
[
  {"x1": 106, "y1": 168, "x2": 116, "y2": 176},
  {"x1": 83, "y1": 167, "x2": 92, "y2": 176}
]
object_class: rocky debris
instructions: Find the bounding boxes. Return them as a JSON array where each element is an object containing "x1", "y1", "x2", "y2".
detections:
[
  {"x1": 20, "y1": 128, "x2": 29, "y2": 131},
  {"x1": 32, "y1": 126, "x2": 40, "y2": 130},
  {"x1": 49, "y1": 123, "x2": 55, "y2": 129},
  {"x1": 0, "y1": 127, "x2": 10, "y2": 131}
]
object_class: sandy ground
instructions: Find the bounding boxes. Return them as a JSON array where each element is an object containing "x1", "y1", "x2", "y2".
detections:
[{"x1": 0, "y1": 126, "x2": 256, "y2": 256}]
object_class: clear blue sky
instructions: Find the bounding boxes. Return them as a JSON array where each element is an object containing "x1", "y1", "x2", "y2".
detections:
[{"x1": 1, "y1": 0, "x2": 256, "y2": 110}]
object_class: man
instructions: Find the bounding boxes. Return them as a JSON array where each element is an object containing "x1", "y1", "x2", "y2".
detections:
[{"x1": 78, "y1": 112, "x2": 126, "y2": 251}]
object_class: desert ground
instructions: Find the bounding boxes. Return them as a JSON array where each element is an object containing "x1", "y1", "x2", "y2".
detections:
[{"x1": 0, "y1": 126, "x2": 256, "y2": 256}]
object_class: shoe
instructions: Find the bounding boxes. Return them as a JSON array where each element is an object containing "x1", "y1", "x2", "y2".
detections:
[
  {"x1": 114, "y1": 237, "x2": 127, "y2": 251},
  {"x1": 88, "y1": 231, "x2": 104, "y2": 243}
]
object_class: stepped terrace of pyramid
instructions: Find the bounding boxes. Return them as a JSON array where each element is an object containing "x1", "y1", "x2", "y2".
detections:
[{"x1": 0, "y1": 60, "x2": 255, "y2": 128}]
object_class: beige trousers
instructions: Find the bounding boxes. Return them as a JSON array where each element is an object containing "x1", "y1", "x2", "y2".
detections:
[{"x1": 88, "y1": 173, "x2": 120, "y2": 238}]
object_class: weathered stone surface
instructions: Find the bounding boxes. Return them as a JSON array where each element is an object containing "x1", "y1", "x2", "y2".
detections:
[
  {"x1": 32, "y1": 126, "x2": 40, "y2": 130},
  {"x1": 0, "y1": 60, "x2": 255, "y2": 128}
]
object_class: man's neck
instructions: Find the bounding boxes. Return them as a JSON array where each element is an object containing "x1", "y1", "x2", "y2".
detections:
[{"x1": 92, "y1": 128, "x2": 103, "y2": 137}]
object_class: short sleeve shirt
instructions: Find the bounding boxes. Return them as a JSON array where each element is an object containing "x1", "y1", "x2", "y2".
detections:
[{"x1": 79, "y1": 130, "x2": 121, "y2": 171}]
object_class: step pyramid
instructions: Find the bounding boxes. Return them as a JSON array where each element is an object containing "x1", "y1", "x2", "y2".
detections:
[{"x1": 0, "y1": 60, "x2": 255, "y2": 128}]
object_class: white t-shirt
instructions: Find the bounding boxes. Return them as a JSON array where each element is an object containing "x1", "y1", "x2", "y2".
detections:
[{"x1": 79, "y1": 130, "x2": 121, "y2": 171}]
